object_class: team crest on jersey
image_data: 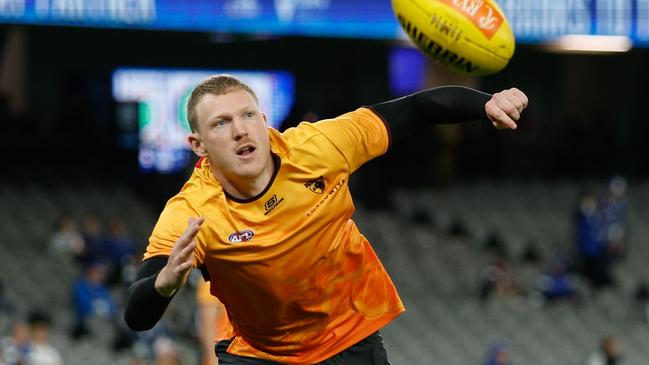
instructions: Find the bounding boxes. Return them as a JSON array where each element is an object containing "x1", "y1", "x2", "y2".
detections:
[
  {"x1": 304, "y1": 177, "x2": 325, "y2": 194},
  {"x1": 228, "y1": 230, "x2": 254, "y2": 243},
  {"x1": 306, "y1": 178, "x2": 345, "y2": 217}
]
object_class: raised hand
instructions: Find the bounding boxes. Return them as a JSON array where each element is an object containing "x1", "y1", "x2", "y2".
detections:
[
  {"x1": 155, "y1": 217, "x2": 205, "y2": 297},
  {"x1": 485, "y1": 87, "x2": 528, "y2": 130}
]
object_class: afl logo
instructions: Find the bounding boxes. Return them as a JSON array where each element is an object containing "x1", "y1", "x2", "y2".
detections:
[{"x1": 228, "y1": 230, "x2": 254, "y2": 243}]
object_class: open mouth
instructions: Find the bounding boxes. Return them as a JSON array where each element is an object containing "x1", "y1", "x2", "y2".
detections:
[{"x1": 236, "y1": 145, "x2": 256, "y2": 156}]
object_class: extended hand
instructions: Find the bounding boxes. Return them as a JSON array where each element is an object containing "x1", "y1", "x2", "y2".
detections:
[
  {"x1": 485, "y1": 88, "x2": 528, "y2": 130},
  {"x1": 155, "y1": 217, "x2": 205, "y2": 297}
]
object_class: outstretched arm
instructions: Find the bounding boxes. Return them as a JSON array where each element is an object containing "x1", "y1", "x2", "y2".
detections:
[
  {"x1": 369, "y1": 86, "x2": 528, "y2": 141},
  {"x1": 124, "y1": 217, "x2": 204, "y2": 331},
  {"x1": 123, "y1": 256, "x2": 170, "y2": 331}
]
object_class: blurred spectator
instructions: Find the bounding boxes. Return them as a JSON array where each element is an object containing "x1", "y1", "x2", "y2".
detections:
[
  {"x1": 152, "y1": 337, "x2": 181, "y2": 365},
  {"x1": 26, "y1": 311, "x2": 62, "y2": 365},
  {"x1": 120, "y1": 256, "x2": 139, "y2": 286},
  {"x1": 574, "y1": 190, "x2": 613, "y2": 289},
  {"x1": 600, "y1": 176, "x2": 628, "y2": 260},
  {"x1": 48, "y1": 214, "x2": 85, "y2": 263},
  {"x1": 479, "y1": 257, "x2": 520, "y2": 302},
  {"x1": 111, "y1": 313, "x2": 136, "y2": 353},
  {"x1": 483, "y1": 341, "x2": 513, "y2": 365},
  {"x1": 78, "y1": 214, "x2": 107, "y2": 266},
  {"x1": 586, "y1": 335, "x2": 623, "y2": 365},
  {"x1": 131, "y1": 321, "x2": 174, "y2": 364},
  {"x1": 1, "y1": 321, "x2": 30, "y2": 365},
  {"x1": 104, "y1": 218, "x2": 137, "y2": 287},
  {"x1": 71, "y1": 261, "x2": 116, "y2": 339},
  {"x1": 534, "y1": 256, "x2": 578, "y2": 305}
]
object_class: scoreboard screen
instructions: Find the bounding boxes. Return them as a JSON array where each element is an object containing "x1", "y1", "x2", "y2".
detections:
[{"x1": 112, "y1": 68, "x2": 294, "y2": 173}]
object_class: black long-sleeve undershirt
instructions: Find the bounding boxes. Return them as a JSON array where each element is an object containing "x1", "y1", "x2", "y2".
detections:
[
  {"x1": 123, "y1": 256, "x2": 172, "y2": 331},
  {"x1": 369, "y1": 85, "x2": 492, "y2": 144},
  {"x1": 123, "y1": 85, "x2": 492, "y2": 332}
]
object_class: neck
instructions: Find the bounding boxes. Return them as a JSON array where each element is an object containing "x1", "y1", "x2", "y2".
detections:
[{"x1": 211, "y1": 154, "x2": 276, "y2": 200}]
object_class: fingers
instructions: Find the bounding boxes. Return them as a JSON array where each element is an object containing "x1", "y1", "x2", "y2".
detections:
[
  {"x1": 174, "y1": 238, "x2": 197, "y2": 270},
  {"x1": 168, "y1": 217, "x2": 203, "y2": 274},
  {"x1": 188, "y1": 216, "x2": 205, "y2": 226},
  {"x1": 155, "y1": 217, "x2": 204, "y2": 296},
  {"x1": 485, "y1": 87, "x2": 529, "y2": 130},
  {"x1": 173, "y1": 217, "x2": 205, "y2": 253},
  {"x1": 174, "y1": 259, "x2": 194, "y2": 275},
  {"x1": 486, "y1": 100, "x2": 517, "y2": 129},
  {"x1": 509, "y1": 87, "x2": 528, "y2": 111}
]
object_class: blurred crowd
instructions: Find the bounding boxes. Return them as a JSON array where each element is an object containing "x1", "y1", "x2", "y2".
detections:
[
  {"x1": 1, "y1": 311, "x2": 62, "y2": 365},
  {"x1": 48, "y1": 214, "x2": 135, "y2": 340},
  {"x1": 0, "y1": 175, "x2": 637, "y2": 365},
  {"x1": 478, "y1": 176, "x2": 630, "y2": 307},
  {"x1": 0, "y1": 211, "x2": 225, "y2": 365},
  {"x1": 474, "y1": 176, "x2": 632, "y2": 364}
]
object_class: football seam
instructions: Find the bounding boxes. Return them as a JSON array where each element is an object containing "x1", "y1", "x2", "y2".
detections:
[{"x1": 464, "y1": 37, "x2": 510, "y2": 62}]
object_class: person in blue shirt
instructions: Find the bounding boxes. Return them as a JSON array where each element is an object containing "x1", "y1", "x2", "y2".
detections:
[{"x1": 71, "y1": 261, "x2": 116, "y2": 338}]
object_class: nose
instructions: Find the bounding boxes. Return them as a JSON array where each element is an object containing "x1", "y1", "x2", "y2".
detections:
[{"x1": 231, "y1": 117, "x2": 248, "y2": 141}]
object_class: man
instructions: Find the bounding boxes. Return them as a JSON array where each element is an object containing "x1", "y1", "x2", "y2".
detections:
[{"x1": 124, "y1": 75, "x2": 528, "y2": 364}]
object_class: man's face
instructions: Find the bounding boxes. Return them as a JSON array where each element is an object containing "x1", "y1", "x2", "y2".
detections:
[{"x1": 190, "y1": 89, "x2": 272, "y2": 185}]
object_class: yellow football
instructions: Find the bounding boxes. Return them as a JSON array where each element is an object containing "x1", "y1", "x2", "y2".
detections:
[{"x1": 392, "y1": 0, "x2": 515, "y2": 76}]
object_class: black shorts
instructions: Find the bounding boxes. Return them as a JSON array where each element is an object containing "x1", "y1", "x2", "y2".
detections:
[{"x1": 215, "y1": 331, "x2": 390, "y2": 365}]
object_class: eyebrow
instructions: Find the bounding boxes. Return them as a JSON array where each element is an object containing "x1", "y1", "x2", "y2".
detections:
[{"x1": 207, "y1": 105, "x2": 255, "y2": 122}]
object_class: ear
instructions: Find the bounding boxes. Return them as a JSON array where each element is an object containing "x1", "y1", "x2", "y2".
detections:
[
  {"x1": 262, "y1": 112, "x2": 269, "y2": 127},
  {"x1": 188, "y1": 132, "x2": 208, "y2": 157}
]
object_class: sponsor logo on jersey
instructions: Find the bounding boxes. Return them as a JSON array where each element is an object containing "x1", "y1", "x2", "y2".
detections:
[
  {"x1": 306, "y1": 178, "x2": 345, "y2": 217},
  {"x1": 304, "y1": 176, "x2": 325, "y2": 194},
  {"x1": 264, "y1": 194, "x2": 284, "y2": 216},
  {"x1": 228, "y1": 230, "x2": 254, "y2": 243}
]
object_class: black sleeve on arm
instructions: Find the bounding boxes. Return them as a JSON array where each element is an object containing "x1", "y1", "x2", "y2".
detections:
[
  {"x1": 123, "y1": 256, "x2": 174, "y2": 331},
  {"x1": 368, "y1": 86, "x2": 492, "y2": 142}
]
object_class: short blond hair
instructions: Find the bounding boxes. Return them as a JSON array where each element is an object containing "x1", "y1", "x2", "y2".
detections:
[{"x1": 186, "y1": 75, "x2": 259, "y2": 132}]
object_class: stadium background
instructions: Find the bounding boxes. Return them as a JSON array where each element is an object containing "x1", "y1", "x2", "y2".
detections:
[{"x1": 1, "y1": 1, "x2": 649, "y2": 364}]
